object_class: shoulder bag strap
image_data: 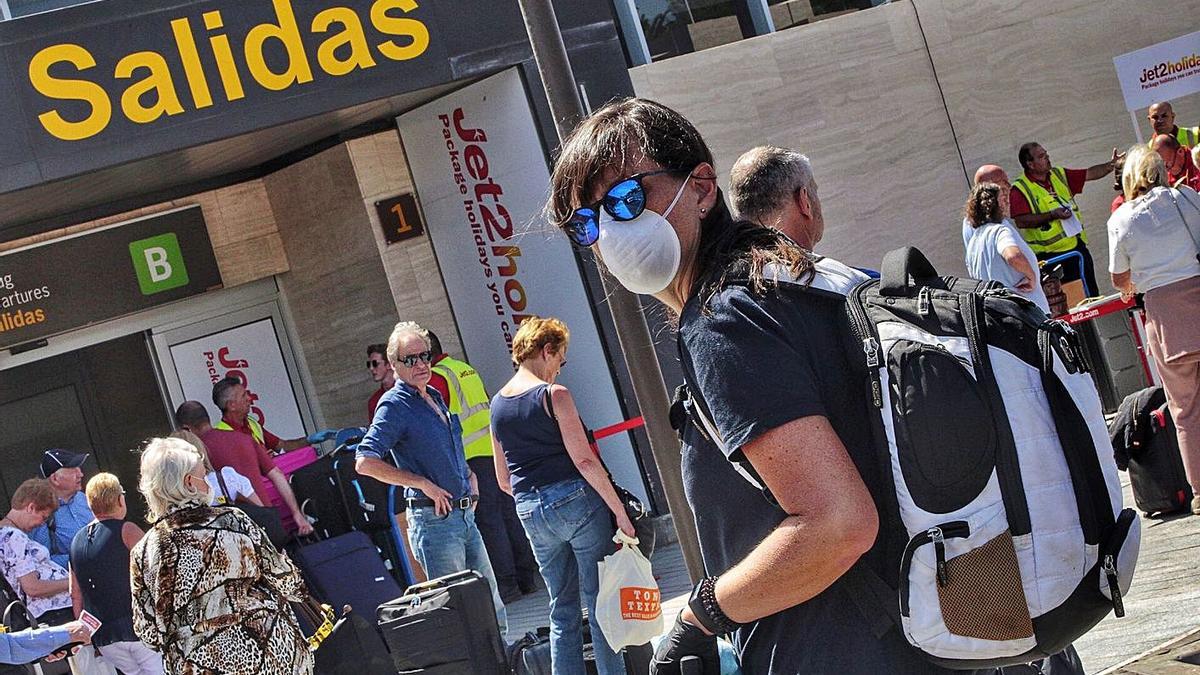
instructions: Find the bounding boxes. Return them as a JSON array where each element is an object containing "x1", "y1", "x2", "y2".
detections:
[
  {"x1": 1167, "y1": 188, "x2": 1200, "y2": 262},
  {"x1": 45, "y1": 514, "x2": 61, "y2": 557},
  {"x1": 213, "y1": 468, "x2": 232, "y2": 504}
]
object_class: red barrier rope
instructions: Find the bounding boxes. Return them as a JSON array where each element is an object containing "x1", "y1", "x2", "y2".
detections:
[{"x1": 591, "y1": 416, "x2": 645, "y2": 441}]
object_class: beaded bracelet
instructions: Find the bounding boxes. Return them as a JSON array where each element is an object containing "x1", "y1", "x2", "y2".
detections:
[{"x1": 687, "y1": 576, "x2": 743, "y2": 636}]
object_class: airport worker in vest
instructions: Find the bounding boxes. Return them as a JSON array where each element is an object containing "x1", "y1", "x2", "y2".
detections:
[
  {"x1": 200, "y1": 379, "x2": 316, "y2": 536},
  {"x1": 1009, "y1": 142, "x2": 1121, "y2": 297},
  {"x1": 1147, "y1": 101, "x2": 1199, "y2": 148},
  {"x1": 427, "y1": 331, "x2": 540, "y2": 603}
]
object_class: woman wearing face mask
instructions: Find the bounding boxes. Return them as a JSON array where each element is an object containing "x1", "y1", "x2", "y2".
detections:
[
  {"x1": 490, "y1": 316, "x2": 635, "y2": 675},
  {"x1": 547, "y1": 99, "x2": 964, "y2": 675},
  {"x1": 130, "y1": 437, "x2": 313, "y2": 675}
]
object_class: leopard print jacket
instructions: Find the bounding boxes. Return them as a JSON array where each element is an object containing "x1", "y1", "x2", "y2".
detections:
[{"x1": 131, "y1": 503, "x2": 313, "y2": 674}]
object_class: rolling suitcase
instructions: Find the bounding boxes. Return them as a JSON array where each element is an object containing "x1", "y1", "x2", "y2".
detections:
[
  {"x1": 312, "y1": 610, "x2": 394, "y2": 675},
  {"x1": 377, "y1": 570, "x2": 507, "y2": 675},
  {"x1": 334, "y1": 454, "x2": 394, "y2": 532},
  {"x1": 290, "y1": 454, "x2": 353, "y2": 539},
  {"x1": 1128, "y1": 405, "x2": 1192, "y2": 515},
  {"x1": 291, "y1": 530, "x2": 404, "y2": 617},
  {"x1": 1110, "y1": 386, "x2": 1193, "y2": 515}
]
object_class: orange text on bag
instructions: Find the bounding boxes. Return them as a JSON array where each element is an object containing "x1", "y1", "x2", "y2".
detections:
[{"x1": 620, "y1": 586, "x2": 661, "y2": 621}]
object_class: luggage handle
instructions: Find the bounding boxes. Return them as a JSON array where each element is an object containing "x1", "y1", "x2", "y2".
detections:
[{"x1": 879, "y1": 246, "x2": 940, "y2": 297}]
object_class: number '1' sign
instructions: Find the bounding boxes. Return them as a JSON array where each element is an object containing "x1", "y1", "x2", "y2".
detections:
[{"x1": 375, "y1": 193, "x2": 425, "y2": 244}]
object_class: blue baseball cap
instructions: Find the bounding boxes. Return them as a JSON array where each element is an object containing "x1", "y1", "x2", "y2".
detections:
[{"x1": 40, "y1": 449, "x2": 89, "y2": 479}]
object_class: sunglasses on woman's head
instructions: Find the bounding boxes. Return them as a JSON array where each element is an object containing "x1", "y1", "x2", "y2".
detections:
[
  {"x1": 563, "y1": 169, "x2": 681, "y2": 247},
  {"x1": 398, "y1": 351, "x2": 433, "y2": 367}
]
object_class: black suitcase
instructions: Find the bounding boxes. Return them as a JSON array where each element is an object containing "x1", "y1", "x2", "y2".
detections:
[
  {"x1": 313, "y1": 610, "x2": 394, "y2": 675},
  {"x1": 378, "y1": 570, "x2": 507, "y2": 675},
  {"x1": 292, "y1": 531, "x2": 404, "y2": 617},
  {"x1": 582, "y1": 617, "x2": 653, "y2": 675},
  {"x1": 508, "y1": 627, "x2": 551, "y2": 675},
  {"x1": 1110, "y1": 386, "x2": 1193, "y2": 515},
  {"x1": 290, "y1": 454, "x2": 353, "y2": 539},
  {"x1": 509, "y1": 621, "x2": 652, "y2": 675},
  {"x1": 334, "y1": 455, "x2": 394, "y2": 532}
]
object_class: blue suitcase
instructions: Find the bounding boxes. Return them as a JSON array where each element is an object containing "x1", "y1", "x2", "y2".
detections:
[{"x1": 291, "y1": 530, "x2": 404, "y2": 617}]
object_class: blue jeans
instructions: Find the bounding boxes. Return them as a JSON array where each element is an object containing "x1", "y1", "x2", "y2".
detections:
[
  {"x1": 407, "y1": 506, "x2": 507, "y2": 636},
  {"x1": 515, "y1": 478, "x2": 625, "y2": 675}
]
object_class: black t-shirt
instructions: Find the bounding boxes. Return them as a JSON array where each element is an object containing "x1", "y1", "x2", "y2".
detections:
[{"x1": 678, "y1": 280, "x2": 959, "y2": 674}]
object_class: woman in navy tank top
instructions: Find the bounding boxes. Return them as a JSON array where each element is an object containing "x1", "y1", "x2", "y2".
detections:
[{"x1": 490, "y1": 317, "x2": 635, "y2": 675}]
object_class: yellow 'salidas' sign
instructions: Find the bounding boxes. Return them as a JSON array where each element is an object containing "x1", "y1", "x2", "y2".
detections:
[{"x1": 27, "y1": 0, "x2": 430, "y2": 141}]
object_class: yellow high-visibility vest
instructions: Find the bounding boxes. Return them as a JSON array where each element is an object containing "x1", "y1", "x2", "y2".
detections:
[
  {"x1": 1012, "y1": 167, "x2": 1088, "y2": 256},
  {"x1": 432, "y1": 356, "x2": 493, "y2": 460},
  {"x1": 214, "y1": 416, "x2": 266, "y2": 445},
  {"x1": 1147, "y1": 125, "x2": 1199, "y2": 148}
]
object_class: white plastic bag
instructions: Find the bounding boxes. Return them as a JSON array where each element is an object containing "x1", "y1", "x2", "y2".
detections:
[{"x1": 594, "y1": 530, "x2": 663, "y2": 649}]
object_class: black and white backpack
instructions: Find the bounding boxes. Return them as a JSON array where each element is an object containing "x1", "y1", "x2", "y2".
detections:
[{"x1": 681, "y1": 246, "x2": 1140, "y2": 669}]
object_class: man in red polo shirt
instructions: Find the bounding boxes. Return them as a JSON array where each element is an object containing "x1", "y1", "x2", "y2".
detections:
[
  {"x1": 1151, "y1": 133, "x2": 1200, "y2": 193},
  {"x1": 202, "y1": 377, "x2": 314, "y2": 535}
]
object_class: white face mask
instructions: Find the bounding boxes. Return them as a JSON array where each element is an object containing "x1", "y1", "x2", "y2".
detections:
[{"x1": 596, "y1": 176, "x2": 690, "y2": 295}]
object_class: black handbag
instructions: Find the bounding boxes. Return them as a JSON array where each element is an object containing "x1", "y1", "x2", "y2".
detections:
[
  {"x1": 214, "y1": 469, "x2": 290, "y2": 548},
  {"x1": 295, "y1": 601, "x2": 392, "y2": 674},
  {"x1": 544, "y1": 389, "x2": 656, "y2": 557}
]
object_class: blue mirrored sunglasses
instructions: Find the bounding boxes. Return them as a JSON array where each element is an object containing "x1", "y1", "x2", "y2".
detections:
[{"x1": 563, "y1": 169, "x2": 679, "y2": 247}]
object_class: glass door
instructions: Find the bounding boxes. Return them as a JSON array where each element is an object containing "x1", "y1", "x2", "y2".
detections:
[{"x1": 150, "y1": 302, "x2": 314, "y2": 439}]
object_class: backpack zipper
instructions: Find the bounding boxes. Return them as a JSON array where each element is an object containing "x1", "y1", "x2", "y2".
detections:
[
  {"x1": 898, "y1": 520, "x2": 970, "y2": 617},
  {"x1": 1100, "y1": 508, "x2": 1136, "y2": 618},
  {"x1": 847, "y1": 281, "x2": 883, "y2": 409},
  {"x1": 917, "y1": 287, "x2": 932, "y2": 316},
  {"x1": 1103, "y1": 555, "x2": 1124, "y2": 618}
]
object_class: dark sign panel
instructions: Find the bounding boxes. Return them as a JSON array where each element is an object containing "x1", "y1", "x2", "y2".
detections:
[
  {"x1": 0, "y1": 206, "x2": 222, "y2": 351},
  {"x1": 375, "y1": 193, "x2": 425, "y2": 244},
  {"x1": 0, "y1": 0, "x2": 455, "y2": 189}
]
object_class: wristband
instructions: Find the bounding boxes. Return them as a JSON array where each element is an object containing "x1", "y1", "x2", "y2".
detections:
[{"x1": 687, "y1": 576, "x2": 743, "y2": 636}]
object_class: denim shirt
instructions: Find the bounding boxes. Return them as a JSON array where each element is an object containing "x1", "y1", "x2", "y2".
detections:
[
  {"x1": 0, "y1": 624, "x2": 71, "y2": 664},
  {"x1": 29, "y1": 491, "x2": 94, "y2": 569},
  {"x1": 356, "y1": 382, "x2": 471, "y2": 501}
]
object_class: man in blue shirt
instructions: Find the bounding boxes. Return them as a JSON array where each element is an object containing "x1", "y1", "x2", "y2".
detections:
[
  {"x1": 356, "y1": 322, "x2": 506, "y2": 636},
  {"x1": 30, "y1": 450, "x2": 94, "y2": 569}
]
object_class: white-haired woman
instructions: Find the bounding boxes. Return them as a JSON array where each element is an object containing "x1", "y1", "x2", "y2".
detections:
[
  {"x1": 1108, "y1": 145, "x2": 1200, "y2": 515},
  {"x1": 130, "y1": 437, "x2": 312, "y2": 674}
]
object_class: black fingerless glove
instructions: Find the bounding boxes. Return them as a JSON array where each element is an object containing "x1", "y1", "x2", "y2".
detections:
[{"x1": 650, "y1": 615, "x2": 720, "y2": 675}]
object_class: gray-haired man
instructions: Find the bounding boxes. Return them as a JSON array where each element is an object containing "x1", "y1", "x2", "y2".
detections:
[{"x1": 729, "y1": 145, "x2": 825, "y2": 249}]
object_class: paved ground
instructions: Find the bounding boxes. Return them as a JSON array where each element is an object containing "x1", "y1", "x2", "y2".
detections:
[
  {"x1": 506, "y1": 475, "x2": 1199, "y2": 674},
  {"x1": 1086, "y1": 476, "x2": 1200, "y2": 673},
  {"x1": 506, "y1": 533, "x2": 693, "y2": 640}
]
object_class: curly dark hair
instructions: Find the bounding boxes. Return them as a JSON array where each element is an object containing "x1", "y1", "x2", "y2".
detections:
[{"x1": 965, "y1": 182, "x2": 1004, "y2": 228}]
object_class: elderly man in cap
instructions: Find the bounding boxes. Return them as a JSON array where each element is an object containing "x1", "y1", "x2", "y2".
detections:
[{"x1": 29, "y1": 449, "x2": 93, "y2": 569}]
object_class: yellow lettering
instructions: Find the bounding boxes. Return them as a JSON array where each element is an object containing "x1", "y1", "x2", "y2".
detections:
[
  {"x1": 27, "y1": 43, "x2": 112, "y2": 141},
  {"x1": 169, "y1": 18, "x2": 213, "y2": 109},
  {"x1": 371, "y1": 0, "x2": 429, "y2": 62},
  {"x1": 115, "y1": 51, "x2": 184, "y2": 124},
  {"x1": 244, "y1": 0, "x2": 314, "y2": 91},
  {"x1": 313, "y1": 7, "x2": 377, "y2": 77},
  {"x1": 204, "y1": 11, "x2": 245, "y2": 101}
]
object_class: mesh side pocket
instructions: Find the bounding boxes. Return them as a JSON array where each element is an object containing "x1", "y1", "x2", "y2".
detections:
[{"x1": 937, "y1": 530, "x2": 1033, "y2": 641}]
